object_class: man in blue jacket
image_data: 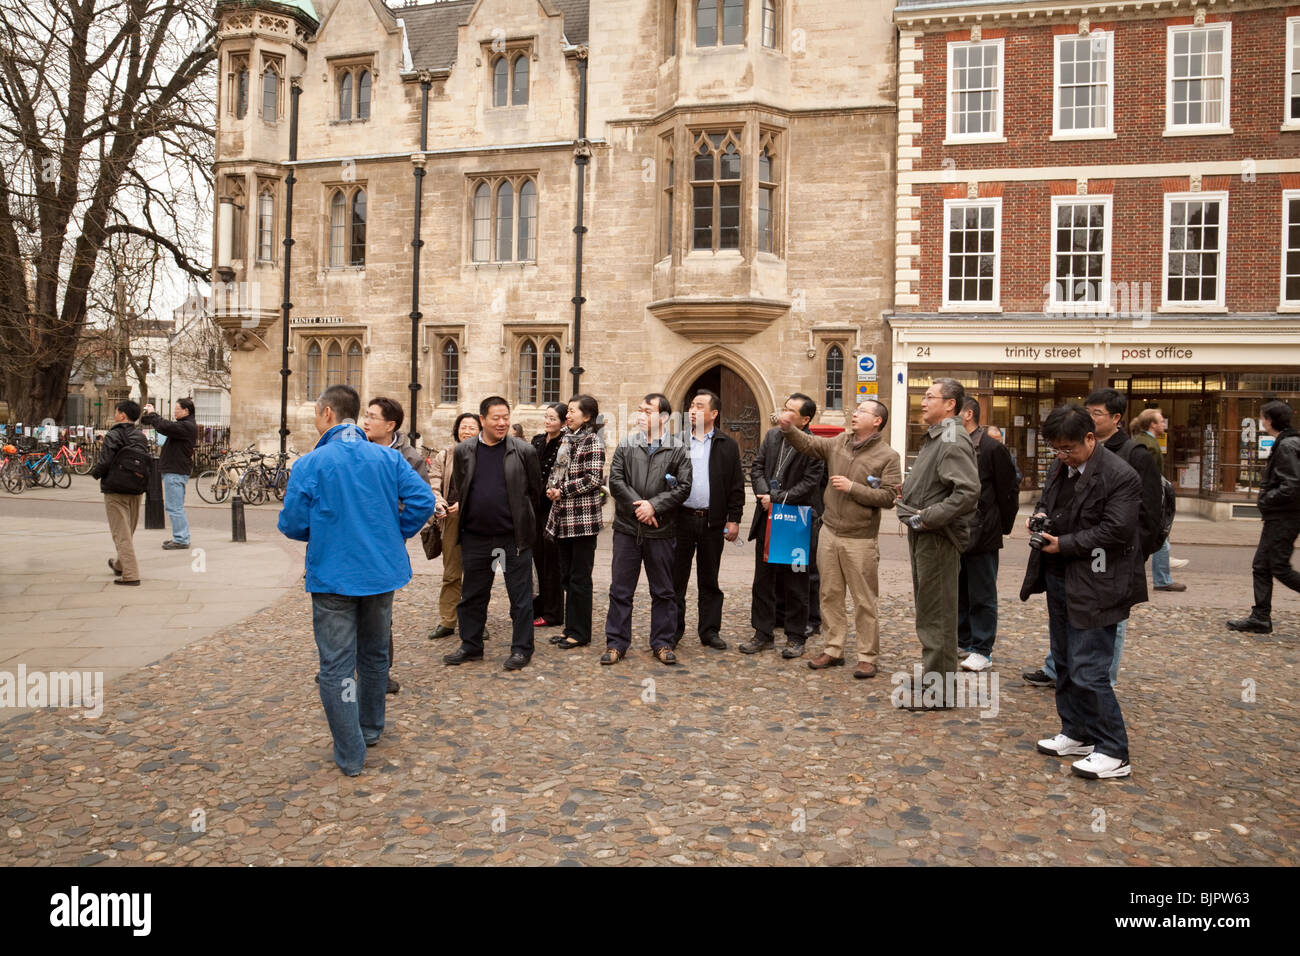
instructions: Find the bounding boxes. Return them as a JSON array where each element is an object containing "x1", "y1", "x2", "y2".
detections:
[{"x1": 278, "y1": 384, "x2": 436, "y2": 776}]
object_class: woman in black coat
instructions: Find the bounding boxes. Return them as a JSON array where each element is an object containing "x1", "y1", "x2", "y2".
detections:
[{"x1": 531, "y1": 403, "x2": 568, "y2": 627}]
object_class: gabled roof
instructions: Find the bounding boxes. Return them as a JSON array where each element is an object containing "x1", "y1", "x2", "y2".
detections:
[{"x1": 391, "y1": 0, "x2": 588, "y2": 73}]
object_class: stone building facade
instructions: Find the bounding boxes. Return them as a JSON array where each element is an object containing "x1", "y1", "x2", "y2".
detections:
[{"x1": 211, "y1": 0, "x2": 898, "y2": 468}]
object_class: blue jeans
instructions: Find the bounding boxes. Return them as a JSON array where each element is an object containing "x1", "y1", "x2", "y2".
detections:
[
  {"x1": 161, "y1": 472, "x2": 190, "y2": 545},
  {"x1": 311, "y1": 591, "x2": 393, "y2": 775},
  {"x1": 1045, "y1": 574, "x2": 1129, "y2": 760},
  {"x1": 1045, "y1": 617, "x2": 1125, "y2": 685},
  {"x1": 1151, "y1": 536, "x2": 1172, "y2": 587}
]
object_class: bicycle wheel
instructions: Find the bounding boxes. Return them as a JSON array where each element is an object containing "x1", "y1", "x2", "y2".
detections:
[
  {"x1": 1, "y1": 461, "x2": 23, "y2": 494},
  {"x1": 240, "y1": 469, "x2": 267, "y2": 506},
  {"x1": 196, "y1": 470, "x2": 225, "y2": 504},
  {"x1": 51, "y1": 461, "x2": 71, "y2": 488},
  {"x1": 270, "y1": 467, "x2": 289, "y2": 501},
  {"x1": 34, "y1": 461, "x2": 55, "y2": 488},
  {"x1": 71, "y1": 453, "x2": 94, "y2": 476}
]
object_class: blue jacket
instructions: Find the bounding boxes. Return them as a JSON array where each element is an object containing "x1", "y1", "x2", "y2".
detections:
[{"x1": 278, "y1": 422, "x2": 437, "y2": 595}]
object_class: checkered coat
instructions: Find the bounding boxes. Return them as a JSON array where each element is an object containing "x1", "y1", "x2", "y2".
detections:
[{"x1": 544, "y1": 425, "x2": 606, "y2": 540}]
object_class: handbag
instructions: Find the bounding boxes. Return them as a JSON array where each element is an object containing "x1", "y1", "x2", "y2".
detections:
[
  {"x1": 419, "y1": 518, "x2": 443, "y2": 560},
  {"x1": 763, "y1": 500, "x2": 813, "y2": 568}
]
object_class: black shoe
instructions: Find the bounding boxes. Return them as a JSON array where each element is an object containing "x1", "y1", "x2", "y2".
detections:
[
  {"x1": 700, "y1": 634, "x2": 727, "y2": 650},
  {"x1": 781, "y1": 640, "x2": 806, "y2": 659},
  {"x1": 387, "y1": 677, "x2": 400, "y2": 694},
  {"x1": 503, "y1": 652, "x2": 531, "y2": 671},
  {"x1": 427, "y1": 625, "x2": 456, "y2": 640},
  {"x1": 113, "y1": 578, "x2": 141, "y2": 586},
  {"x1": 549, "y1": 633, "x2": 568, "y2": 645},
  {"x1": 161, "y1": 540, "x2": 188, "y2": 550},
  {"x1": 739, "y1": 634, "x2": 775, "y2": 654},
  {"x1": 1022, "y1": 668, "x2": 1055, "y2": 687},
  {"x1": 107, "y1": 558, "x2": 122, "y2": 576},
  {"x1": 443, "y1": 648, "x2": 483, "y2": 665},
  {"x1": 1226, "y1": 616, "x2": 1273, "y2": 634}
]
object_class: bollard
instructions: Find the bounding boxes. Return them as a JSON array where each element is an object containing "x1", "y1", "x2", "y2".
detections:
[
  {"x1": 231, "y1": 491, "x2": 246, "y2": 542},
  {"x1": 144, "y1": 458, "x2": 165, "y2": 530}
]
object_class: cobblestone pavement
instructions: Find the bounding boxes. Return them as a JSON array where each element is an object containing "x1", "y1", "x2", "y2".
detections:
[{"x1": 1, "y1": 528, "x2": 1295, "y2": 867}]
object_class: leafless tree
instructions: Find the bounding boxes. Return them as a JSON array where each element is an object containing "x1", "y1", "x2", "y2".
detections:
[{"x1": 0, "y1": 0, "x2": 215, "y2": 423}]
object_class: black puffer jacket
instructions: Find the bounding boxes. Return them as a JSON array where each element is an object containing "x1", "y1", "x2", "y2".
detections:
[
  {"x1": 1259, "y1": 428, "x2": 1300, "y2": 518},
  {"x1": 140, "y1": 412, "x2": 197, "y2": 475},
  {"x1": 609, "y1": 432, "x2": 692, "y2": 540},
  {"x1": 90, "y1": 422, "x2": 151, "y2": 494}
]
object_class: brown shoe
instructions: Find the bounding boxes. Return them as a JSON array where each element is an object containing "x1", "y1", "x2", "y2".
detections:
[
  {"x1": 853, "y1": 663, "x2": 877, "y2": 679},
  {"x1": 1154, "y1": 583, "x2": 1187, "y2": 592},
  {"x1": 807, "y1": 653, "x2": 845, "y2": 670}
]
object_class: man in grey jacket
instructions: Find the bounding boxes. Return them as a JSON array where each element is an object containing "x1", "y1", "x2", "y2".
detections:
[
  {"x1": 898, "y1": 378, "x2": 980, "y2": 709},
  {"x1": 363, "y1": 396, "x2": 430, "y2": 483},
  {"x1": 603, "y1": 393, "x2": 692, "y2": 665}
]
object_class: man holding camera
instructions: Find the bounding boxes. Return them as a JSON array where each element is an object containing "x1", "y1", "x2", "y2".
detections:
[{"x1": 1021, "y1": 405, "x2": 1146, "y2": 779}]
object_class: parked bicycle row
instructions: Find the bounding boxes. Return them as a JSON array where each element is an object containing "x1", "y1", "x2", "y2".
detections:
[{"x1": 193, "y1": 445, "x2": 297, "y2": 506}]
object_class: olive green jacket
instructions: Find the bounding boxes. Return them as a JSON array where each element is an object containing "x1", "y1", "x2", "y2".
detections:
[{"x1": 900, "y1": 417, "x2": 980, "y2": 549}]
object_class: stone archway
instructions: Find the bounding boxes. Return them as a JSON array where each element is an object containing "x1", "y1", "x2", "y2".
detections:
[{"x1": 665, "y1": 346, "x2": 776, "y2": 473}]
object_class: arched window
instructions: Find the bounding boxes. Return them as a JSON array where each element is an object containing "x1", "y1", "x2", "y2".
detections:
[
  {"x1": 517, "y1": 180, "x2": 537, "y2": 262},
  {"x1": 492, "y1": 57, "x2": 509, "y2": 107},
  {"x1": 306, "y1": 341, "x2": 321, "y2": 399},
  {"x1": 762, "y1": 0, "x2": 777, "y2": 49},
  {"x1": 339, "y1": 72, "x2": 353, "y2": 120},
  {"x1": 350, "y1": 189, "x2": 366, "y2": 266},
  {"x1": 262, "y1": 66, "x2": 279, "y2": 121},
  {"x1": 346, "y1": 339, "x2": 362, "y2": 389},
  {"x1": 518, "y1": 339, "x2": 537, "y2": 406},
  {"x1": 258, "y1": 189, "x2": 274, "y2": 261},
  {"x1": 236, "y1": 65, "x2": 248, "y2": 119},
  {"x1": 329, "y1": 191, "x2": 347, "y2": 267},
  {"x1": 692, "y1": 130, "x2": 742, "y2": 251},
  {"x1": 541, "y1": 339, "x2": 561, "y2": 404},
  {"x1": 758, "y1": 138, "x2": 777, "y2": 254},
  {"x1": 440, "y1": 339, "x2": 459, "y2": 404},
  {"x1": 472, "y1": 182, "x2": 491, "y2": 262},
  {"x1": 357, "y1": 70, "x2": 371, "y2": 120},
  {"x1": 511, "y1": 54, "x2": 529, "y2": 105},
  {"x1": 825, "y1": 346, "x2": 844, "y2": 411},
  {"x1": 326, "y1": 340, "x2": 343, "y2": 388},
  {"x1": 495, "y1": 181, "x2": 515, "y2": 262}
]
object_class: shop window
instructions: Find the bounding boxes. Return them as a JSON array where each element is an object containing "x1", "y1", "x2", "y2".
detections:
[
  {"x1": 943, "y1": 199, "x2": 1000, "y2": 307},
  {"x1": 1054, "y1": 31, "x2": 1112, "y2": 135},
  {"x1": 1166, "y1": 24, "x2": 1230, "y2": 133},
  {"x1": 1163, "y1": 194, "x2": 1226, "y2": 307},
  {"x1": 948, "y1": 40, "x2": 1004, "y2": 140}
]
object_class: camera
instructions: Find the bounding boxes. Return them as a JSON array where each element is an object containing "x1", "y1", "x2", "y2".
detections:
[{"x1": 1028, "y1": 514, "x2": 1054, "y2": 551}]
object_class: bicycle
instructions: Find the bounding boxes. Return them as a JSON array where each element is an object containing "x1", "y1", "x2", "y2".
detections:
[
  {"x1": 194, "y1": 445, "x2": 255, "y2": 504},
  {"x1": 12, "y1": 445, "x2": 70, "y2": 490},
  {"x1": 248, "y1": 448, "x2": 296, "y2": 503},
  {"x1": 1, "y1": 444, "x2": 25, "y2": 494},
  {"x1": 53, "y1": 441, "x2": 94, "y2": 476}
]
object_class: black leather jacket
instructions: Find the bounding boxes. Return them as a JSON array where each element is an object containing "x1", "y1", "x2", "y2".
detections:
[
  {"x1": 1259, "y1": 428, "x2": 1300, "y2": 518},
  {"x1": 451, "y1": 435, "x2": 541, "y2": 550},
  {"x1": 609, "y1": 431, "x2": 692, "y2": 540}
]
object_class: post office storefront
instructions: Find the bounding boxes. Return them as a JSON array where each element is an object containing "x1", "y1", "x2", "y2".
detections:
[{"x1": 886, "y1": 317, "x2": 1300, "y2": 520}]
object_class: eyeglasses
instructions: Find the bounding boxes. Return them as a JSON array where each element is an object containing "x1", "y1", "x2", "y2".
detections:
[
  {"x1": 363, "y1": 412, "x2": 386, "y2": 423},
  {"x1": 1050, "y1": 444, "x2": 1080, "y2": 457}
]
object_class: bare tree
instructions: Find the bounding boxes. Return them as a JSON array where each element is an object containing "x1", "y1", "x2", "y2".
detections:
[{"x1": 0, "y1": 0, "x2": 215, "y2": 423}]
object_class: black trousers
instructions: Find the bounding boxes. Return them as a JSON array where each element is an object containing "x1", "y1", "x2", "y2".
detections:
[
  {"x1": 1253, "y1": 515, "x2": 1300, "y2": 618},
  {"x1": 532, "y1": 504, "x2": 564, "y2": 624},
  {"x1": 457, "y1": 532, "x2": 534, "y2": 658},
  {"x1": 672, "y1": 510, "x2": 726, "y2": 645},
  {"x1": 751, "y1": 515, "x2": 810, "y2": 641},
  {"x1": 605, "y1": 531, "x2": 677, "y2": 652},
  {"x1": 957, "y1": 550, "x2": 1000, "y2": 657},
  {"x1": 557, "y1": 533, "x2": 599, "y2": 645},
  {"x1": 777, "y1": 518, "x2": 822, "y2": 634}
]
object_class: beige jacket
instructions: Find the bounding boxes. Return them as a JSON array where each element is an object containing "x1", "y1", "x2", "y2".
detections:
[{"x1": 782, "y1": 427, "x2": 902, "y2": 538}]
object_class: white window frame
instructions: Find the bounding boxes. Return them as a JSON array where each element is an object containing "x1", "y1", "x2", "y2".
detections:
[
  {"x1": 1164, "y1": 23, "x2": 1232, "y2": 136},
  {"x1": 945, "y1": 39, "x2": 1005, "y2": 144},
  {"x1": 1281, "y1": 190, "x2": 1300, "y2": 308},
  {"x1": 941, "y1": 197, "x2": 1002, "y2": 311},
  {"x1": 1051, "y1": 30, "x2": 1115, "y2": 139},
  {"x1": 1286, "y1": 18, "x2": 1300, "y2": 129},
  {"x1": 1161, "y1": 191, "x2": 1228, "y2": 311},
  {"x1": 1047, "y1": 195, "x2": 1113, "y2": 312}
]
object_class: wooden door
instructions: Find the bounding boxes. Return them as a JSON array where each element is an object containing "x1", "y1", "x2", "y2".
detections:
[{"x1": 718, "y1": 367, "x2": 762, "y2": 474}]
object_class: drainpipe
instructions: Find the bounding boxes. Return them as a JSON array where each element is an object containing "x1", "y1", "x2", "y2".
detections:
[
  {"x1": 279, "y1": 78, "x2": 301, "y2": 457},
  {"x1": 570, "y1": 48, "x2": 589, "y2": 396},
  {"x1": 409, "y1": 75, "x2": 431, "y2": 445}
]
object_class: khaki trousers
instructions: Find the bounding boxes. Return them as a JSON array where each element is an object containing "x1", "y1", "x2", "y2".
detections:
[
  {"x1": 437, "y1": 511, "x2": 463, "y2": 628},
  {"x1": 908, "y1": 530, "x2": 960, "y2": 679},
  {"x1": 818, "y1": 526, "x2": 881, "y2": 664},
  {"x1": 105, "y1": 493, "x2": 142, "y2": 582}
]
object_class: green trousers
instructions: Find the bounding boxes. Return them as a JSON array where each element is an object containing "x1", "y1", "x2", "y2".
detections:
[{"x1": 908, "y1": 530, "x2": 960, "y2": 681}]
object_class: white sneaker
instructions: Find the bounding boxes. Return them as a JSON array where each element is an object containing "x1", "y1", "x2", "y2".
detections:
[
  {"x1": 1036, "y1": 733, "x2": 1094, "y2": 757},
  {"x1": 1071, "y1": 752, "x2": 1132, "y2": 779},
  {"x1": 1169, "y1": 557, "x2": 1189, "y2": 569},
  {"x1": 960, "y1": 652, "x2": 992, "y2": 672}
]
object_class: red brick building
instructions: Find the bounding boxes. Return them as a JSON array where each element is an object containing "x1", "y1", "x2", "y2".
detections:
[{"x1": 887, "y1": 0, "x2": 1300, "y2": 518}]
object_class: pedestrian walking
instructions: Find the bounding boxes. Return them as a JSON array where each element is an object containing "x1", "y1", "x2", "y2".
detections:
[
  {"x1": 1023, "y1": 404, "x2": 1145, "y2": 779},
  {"x1": 955, "y1": 397, "x2": 1020, "y2": 673},
  {"x1": 442, "y1": 396, "x2": 542, "y2": 671},
  {"x1": 778, "y1": 398, "x2": 901, "y2": 678},
  {"x1": 362, "y1": 396, "x2": 437, "y2": 695},
  {"x1": 1131, "y1": 408, "x2": 1189, "y2": 589},
  {"x1": 140, "y1": 398, "x2": 198, "y2": 550},
  {"x1": 897, "y1": 378, "x2": 980, "y2": 710},
  {"x1": 427, "y1": 412, "x2": 481, "y2": 641},
  {"x1": 671, "y1": 389, "x2": 744, "y2": 652},
  {"x1": 547, "y1": 394, "x2": 607, "y2": 650},
  {"x1": 531, "y1": 403, "x2": 568, "y2": 629},
  {"x1": 602, "y1": 393, "x2": 692, "y2": 665},
  {"x1": 1227, "y1": 400, "x2": 1300, "y2": 634},
  {"x1": 277, "y1": 385, "x2": 436, "y2": 776},
  {"x1": 740, "y1": 394, "x2": 825, "y2": 658},
  {"x1": 92, "y1": 400, "x2": 152, "y2": 587}
]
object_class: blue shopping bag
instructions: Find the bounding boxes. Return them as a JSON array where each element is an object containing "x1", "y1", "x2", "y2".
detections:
[{"x1": 764, "y1": 502, "x2": 813, "y2": 568}]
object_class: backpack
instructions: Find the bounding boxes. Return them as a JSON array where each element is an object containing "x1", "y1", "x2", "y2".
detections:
[
  {"x1": 1159, "y1": 476, "x2": 1176, "y2": 542},
  {"x1": 104, "y1": 433, "x2": 151, "y2": 494}
]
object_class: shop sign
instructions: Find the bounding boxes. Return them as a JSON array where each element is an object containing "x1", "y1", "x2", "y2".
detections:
[{"x1": 290, "y1": 316, "x2": 347, "y2": 326}]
